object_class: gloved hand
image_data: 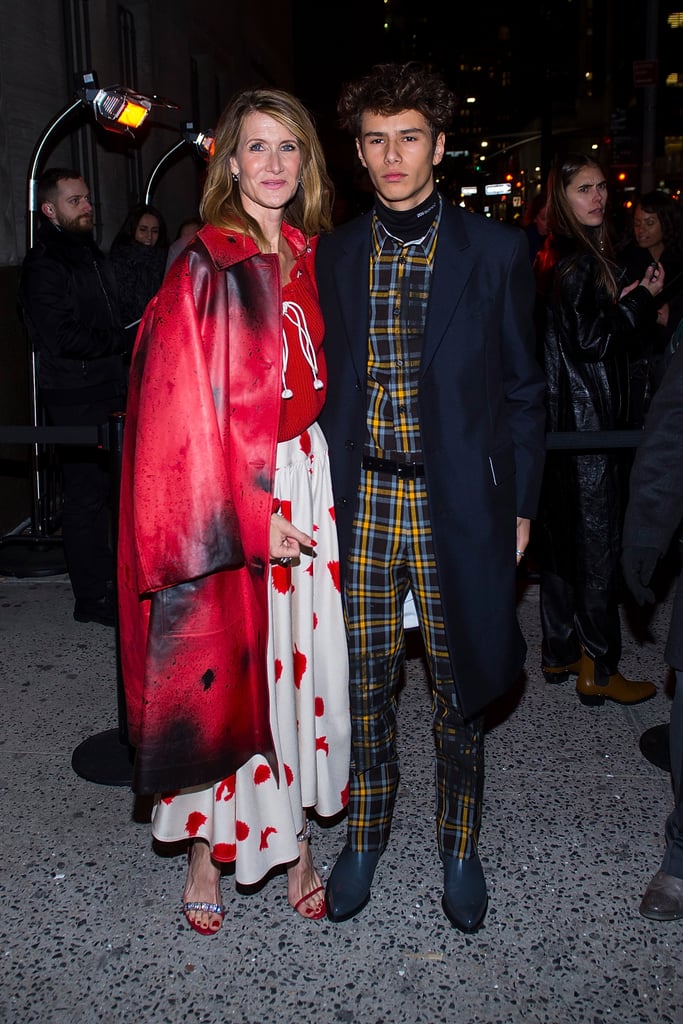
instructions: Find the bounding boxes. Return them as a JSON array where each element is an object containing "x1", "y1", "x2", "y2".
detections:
[{"x1": 620, "y1": 546, "x2": 660, "y2": 605}]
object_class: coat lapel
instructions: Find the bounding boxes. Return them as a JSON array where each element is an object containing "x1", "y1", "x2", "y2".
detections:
[
  {"x1": 332, "y1": 214, "x2": 373, "y2": 380},
  {"x1": 422, "y1": 205, "x2": 474, "y2": 376}
]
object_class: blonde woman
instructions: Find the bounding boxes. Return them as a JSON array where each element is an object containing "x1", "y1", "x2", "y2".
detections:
[{"x1": 118, "y1": 89, "x2": 350, "y2": 934}]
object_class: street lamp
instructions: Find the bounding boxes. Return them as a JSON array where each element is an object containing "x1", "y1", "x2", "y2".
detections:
[
  {"x1": 27, "y1": 71, "x2": 179, "y2": 251},
  {"x1": 0, "y1": 71, "x2": 179, "y2": 578},
  {"x1": 144, "y1": 121, "x2": 215, "y2": 204}
]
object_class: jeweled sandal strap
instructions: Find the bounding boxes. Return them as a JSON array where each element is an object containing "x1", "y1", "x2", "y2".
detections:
[{"x1": 181, "y1": 900, "x2": 225, "y2": 914}]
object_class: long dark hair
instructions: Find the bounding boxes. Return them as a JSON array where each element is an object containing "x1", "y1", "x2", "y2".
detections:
[
  {"x1": 630, "y1": 190, "x2": 683, "y2": 260},
  {"x1": 543, "y1": 152, "x2": 619, "y2": 299},
  {"x1": 111, "y1": 203, "x2": 169, "y2": 249}
]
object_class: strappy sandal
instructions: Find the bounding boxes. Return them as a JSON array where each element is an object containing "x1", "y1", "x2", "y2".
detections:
[
  {"x1": 290, "y1": 822, "x2": 327, "y2": 920},
  {"x1": 181, "y1": 898, "x2": 226, "y2": 936},
  {"x1": 182, "y1": 842, "x2": 226, "y2": 936}
]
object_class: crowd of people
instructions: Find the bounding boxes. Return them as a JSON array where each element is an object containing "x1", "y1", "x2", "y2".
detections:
[{"x1": 17, "y1": 60, "x2": 683, "y2": 934}]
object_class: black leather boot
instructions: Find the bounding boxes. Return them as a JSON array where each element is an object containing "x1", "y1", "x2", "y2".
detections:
[
  {"x1": 326, "y1": 846, "x2": 382, "y2": 922},
  {"x1": 442, "y1": 852, "x2": 488, "y2": 933}
]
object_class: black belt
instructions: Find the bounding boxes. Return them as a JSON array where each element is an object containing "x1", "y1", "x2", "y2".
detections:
[{"x1": 362, "y1": 454, "x2": 425, "y2": 478}]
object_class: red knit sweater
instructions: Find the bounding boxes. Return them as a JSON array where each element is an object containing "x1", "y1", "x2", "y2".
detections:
[{"x1": 278, "y1": 260, "x2": 326, "y2": 441}]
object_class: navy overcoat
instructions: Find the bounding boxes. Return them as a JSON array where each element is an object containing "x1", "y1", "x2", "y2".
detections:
[{"x1": 317, "y1": 199, "x2": 547, "y2": 718}]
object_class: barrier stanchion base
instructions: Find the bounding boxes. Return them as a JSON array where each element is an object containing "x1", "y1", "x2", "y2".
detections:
[
  {"x1": 71, "y1": 727, "x2": 135, "y2": 786},
  {"x1": 0, "y1": 534, "x2": 66, "y2": 577}
]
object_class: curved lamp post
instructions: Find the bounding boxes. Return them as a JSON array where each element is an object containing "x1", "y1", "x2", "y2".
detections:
[
  {"x1": 1, "y1": 71, "x2": 178, "y2": 577},
  {"x1": 144, "y1": 121, "x2": 215, "y2": 205}
]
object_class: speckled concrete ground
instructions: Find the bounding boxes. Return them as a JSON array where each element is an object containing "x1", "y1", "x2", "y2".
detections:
[{"x1": 1, "y1": 571, "x2": 681, "y2": 1024}]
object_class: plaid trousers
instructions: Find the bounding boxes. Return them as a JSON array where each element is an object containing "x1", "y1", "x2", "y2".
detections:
[{"x1": 344, "y1": 468, "x2": 484, "y2": 860}]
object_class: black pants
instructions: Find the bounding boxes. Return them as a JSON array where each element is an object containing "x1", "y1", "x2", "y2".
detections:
[
  {"x1": 45, "y1": 397, "x2": 123, "y2": 602},
  {"x1": 540, "y1": 569, "x2": 622, "y2": 678},
  {"x1": 664, "y1": 673, "x2": 683, "y2": 877}
]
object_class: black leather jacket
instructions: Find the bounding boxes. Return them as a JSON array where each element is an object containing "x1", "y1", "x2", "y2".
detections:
[
  {"x1": 539, "y1": 242, "x2": 656, "y2": 433},
  {"x1": 535, "y1": 237, "x2": 657, "y2": 588},
  {"x1": 18, "y1": 221, "x2": 129, "y2": 403}
]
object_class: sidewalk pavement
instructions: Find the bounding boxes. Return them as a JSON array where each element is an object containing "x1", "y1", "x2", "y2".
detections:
[{"x1": 1, "y1": 571, "x2": 680, "y2": 1024}]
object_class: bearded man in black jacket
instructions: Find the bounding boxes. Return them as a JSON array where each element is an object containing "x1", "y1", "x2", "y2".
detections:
[{"x1": 19, "y1": 168, "x2": 129, "y2": 627}]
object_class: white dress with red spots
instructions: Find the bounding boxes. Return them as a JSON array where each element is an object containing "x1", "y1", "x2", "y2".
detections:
[{"x1": 151, "y1": 421, "x2": 351, "y2": 885}]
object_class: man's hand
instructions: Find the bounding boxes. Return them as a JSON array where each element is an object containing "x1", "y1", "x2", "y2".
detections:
[{"x1": 621, "y1": 546, "x2": 660, "y2": 605}]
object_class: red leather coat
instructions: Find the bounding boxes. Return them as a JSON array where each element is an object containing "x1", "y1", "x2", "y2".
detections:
[{"x1": 118, "y1": 223, "x2": 317, "y2": 794}]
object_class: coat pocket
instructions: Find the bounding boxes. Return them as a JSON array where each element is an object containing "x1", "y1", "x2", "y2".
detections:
[{"x1": 488, "y1": 442, "x2": 516, "y2": 486}]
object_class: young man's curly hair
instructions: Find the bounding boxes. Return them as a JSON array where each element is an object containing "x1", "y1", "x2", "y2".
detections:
[{"x1": 337, "y1": 61, "x2": 456, "y2": 143}]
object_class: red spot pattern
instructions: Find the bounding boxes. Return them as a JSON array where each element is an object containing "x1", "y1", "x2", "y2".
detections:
[
  {"x1": 315, "y1": 696, "x2": 324, "y2": 717},
  {"x1": 213, "y1": 842, "x2": 236, "y2": 863},
  {"x1": 316, "y1": 736, "x2": 329, "y2": 755},
  {"x1": 253, "y1": 764, "x2": 272, "y2": 785},
  {"x1": 341, "y1": 782, "x2": 350, "y2": 807},
  {"x1": 216, "y1": 776, "x2": 235, "y2": 802},
  {"x1": 313, "y1": 610, "x2": 318, "y2": 629},
  {"x1": 236, "y1": 819, "x2": 250, "y2": 841},
  {"x1": 306, "y1": 563, "x2": 314, "y2": 577},
  {"x1": 274, "y1": 659, "x2": 283, "y2": 682},
  {"x1": 160, "y1": 789, "x2": 180, "y2": 805},
  {"x1": 259, "y1": 826, "x2": 278, "y2": 850},
  {"x1": 185, "y1": 811, "x2": 208, "y2": 837},
  {"x1": 299, "y1": 430, "x2": 312, "y2": 456},
  {"x1": 284, "y1": 763, "x2": 294, "y2": 786},
  {"x1": 329, "y1": 505, "x2": 336, "y2": 522},
  {"x1": 327, "y1": 560, "x2": 341, "y2": 592},
  {"x1": 271, "y1": 563, "x2": 291, "y2": 594},
  {"x1": 293, "y1": 645, "x2": 307, "y2": 689}
]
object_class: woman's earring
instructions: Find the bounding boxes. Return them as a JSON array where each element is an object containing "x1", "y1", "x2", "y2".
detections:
[{"x1": 232, "y1": 172, "x2": 239, "y2": 182}]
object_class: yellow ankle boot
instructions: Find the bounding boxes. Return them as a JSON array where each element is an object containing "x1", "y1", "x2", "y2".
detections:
[{"x1": 576, "y1": 653, "x2": 656, "y2": 706}]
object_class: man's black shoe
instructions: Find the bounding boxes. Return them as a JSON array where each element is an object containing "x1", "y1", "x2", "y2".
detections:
[
  {"x1": 73, "y1": 590, "x2": 116, "y2": 627},
  {"x1": 639, "y1": 869, "x2": 683, "y2": 920},
  {"x1": 326, "y1": 845, "x2": 381, "y2": 922},
  {"x1": 442, "y1": 852, "x2": 488, "y2": 933}
]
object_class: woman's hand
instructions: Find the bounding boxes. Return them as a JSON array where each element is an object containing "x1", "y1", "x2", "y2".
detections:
[
  {"x1": 270, "y1": 512, "x2": 314, "y2": 564},
  {"x1": 640, "y1": 261, "x2": 665, "y2": 299},
  {"x1": 619, "y1": 279, "x2": 640, "y2": 300},
  {"x1": 656, "y1": 301, "x2": 670, "y2": 327}
]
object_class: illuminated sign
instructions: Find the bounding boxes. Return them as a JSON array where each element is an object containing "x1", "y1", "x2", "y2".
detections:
[
  {"x1": 461, "y1": 186, "x2": 478, "y2": 195},
  {"x1": 484, "y1": 182, "x2": 512, "y2": 196}
]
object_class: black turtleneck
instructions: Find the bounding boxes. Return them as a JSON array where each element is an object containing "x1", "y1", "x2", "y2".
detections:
[{"x1": 373, "y1": 190, "x2": 440, "y2": 243}]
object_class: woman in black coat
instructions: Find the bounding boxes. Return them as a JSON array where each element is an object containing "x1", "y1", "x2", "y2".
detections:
[
  {"x1": 534, "y1": 153, "x2": 663, "y2": 706},
  {"x1": 618, "y1": 190, "x2": 683, "y2": 423},
  {"x1": 110, "y1": 203, "x2": 169, "y2": 329}
]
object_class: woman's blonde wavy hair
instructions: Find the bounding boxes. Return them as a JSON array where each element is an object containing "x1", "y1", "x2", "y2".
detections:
[{"x1": 200, "y1": 88, "x2": 334, "y2": 251}]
